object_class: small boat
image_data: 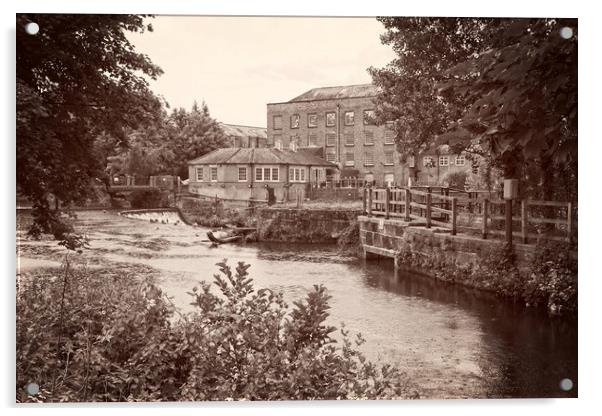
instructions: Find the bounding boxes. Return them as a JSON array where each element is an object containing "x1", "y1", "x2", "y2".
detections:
[{"x1": 207, "y1": 230, "x2": 242, "y2": 244}]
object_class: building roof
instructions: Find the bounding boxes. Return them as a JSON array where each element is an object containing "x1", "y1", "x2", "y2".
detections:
[
  {"x1": 219, "y1": 123, "x2": 267, "y2": 139},
  {"x1": 287, "y1": 83, "x2": 379, "y2": 103},
  {"x1": 189, "y1": 148, "x2": 336, "y2": 168}
]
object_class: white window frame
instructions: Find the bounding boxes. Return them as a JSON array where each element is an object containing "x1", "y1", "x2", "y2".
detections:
[
  {"x1": 326, "y1": 132, "x2": 336, "y2": 147},
  {"x1": 439, "y1": 156, "x2": 450, "y2": 167},
  {"x1": 238, "y1": 166, "x2": 247, "y2": 182},
  {"x1": 289, "y1": 167, "x2": 308, "y2": 183},
  {"x1": 196, "y1": 167, "x2": 203, "y2": 181},
  {"x1": 345, "y1": 152, "x2": 355, "y2": 167},
  {"x1": 326, "y1": 112, "x2": 336, "y2": 127},
  {"x1": 309, "y1": 133, "x2": 318, "y2": 147},
  {"x1": 384, "y1": 151, "x2": 395, "y2": 166},
  {"x1": 364, "y1": 131, "x2": 374, "y2": 146},
  {"x1": 326, "y1": 152, "x2": 336, "y2": 162},
  {"x1": 308, "y1": 113, "x2": 318, "y2": 128},
  {"x1": 455, "y1": 155, "x2": 466, "y2": 166},
  {"x1": 344, "y1": 111, "x2": 354, "y2": 126},
  {"x1": 255, "y1": 166, "x2": 280, "y2": 182},
  {"x1": 344, "y1": 132, "x2": 354, "y2": 146},
  {"x1": 364, "y1": 151, "x2": 375, "y2": 166},
  {"x1": 210, "y1": 165, "x2": 218, "y2": 182},
  {"x1": 290, "y1": 114, "x2": 300, "y2": 129},
  {"x1": 408, "y1": 155, "x2": 416, "y2": 168}
]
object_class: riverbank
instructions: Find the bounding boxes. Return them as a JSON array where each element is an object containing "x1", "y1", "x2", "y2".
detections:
[{"x1": 359, "y1": 216, "x2": 577, "y2": 316}]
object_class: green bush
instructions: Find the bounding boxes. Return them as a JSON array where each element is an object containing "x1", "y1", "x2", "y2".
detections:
[
  {"x1": 129, "y1": 189, "x2": 168, "y2": 209},
  {"x1": 17, "y1": 260, "x2": 417, "y2": 402},
  {"x1": 524, "y1": 241, "x2": 577, "y2": 314}
]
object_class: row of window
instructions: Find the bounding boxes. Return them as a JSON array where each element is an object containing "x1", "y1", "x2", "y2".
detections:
[
  {"x1": 271, "y1": 130, "x2": 394, "y2": 148},
  {"x1": 339, "y1": 150, "x2": 396, "y2": 167},
  {"x1": 274, "y1": 110, "x2": 378, "y2": 130},
  {"x1": 195, "y1": 166, "x2": 311, "y2": 183},
  {"x1": 422, "y1": 155, "x2": 466, "y2": 167}
]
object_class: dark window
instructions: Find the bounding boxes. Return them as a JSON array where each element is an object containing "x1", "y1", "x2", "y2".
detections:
[
  {"x1": 273, "y1": 115, "x2": 282, "y2": 130},
  {"x1": 363, "y1": 110, "x2": 376, "y2": 125}
]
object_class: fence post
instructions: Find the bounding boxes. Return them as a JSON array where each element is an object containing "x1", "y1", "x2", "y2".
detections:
[
  {"x1": 385, "y1": 188, "x2": 390, "y2": 219},
  {"x1": 363, "y1": 187, "x2": 367, "y2": 214},
  {"x1": 367, "y1": 188, "x2": 373, "y2": 217},
  {"x1": 405, "y1": 188, "x2": 411, "y2": 222},
  {"x1": 482, "y1": 199, "x2": 489, "y2": 239},
  {"x1": 567, "y1": 202, "x2": 573, "y2": 244},
  {"x1": 451, "y1": 197, "x2": 457, "y2": 235},
  {"x1": 521, "y1": 200, "x2": 528, "y2": 244},
  {"x1": 426, "y1": 192, "x2": 432, "y2": 228},
  {"x1": 505, "y1": 199, "x2": 513, "y2": 245}
]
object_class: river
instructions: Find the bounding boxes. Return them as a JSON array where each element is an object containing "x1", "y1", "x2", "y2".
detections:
[{"x1": 18, "y1": 210, "x2": 578, "y2": 399}]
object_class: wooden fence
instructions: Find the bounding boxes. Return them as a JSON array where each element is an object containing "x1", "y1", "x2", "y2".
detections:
[{"x1": 363, "y1": 187, "x2": 576, "y2": 244}]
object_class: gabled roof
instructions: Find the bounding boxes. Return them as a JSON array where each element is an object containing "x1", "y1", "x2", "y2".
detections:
[
  {"x1": 189, "y1": 148, "x2": 336, "y2": 168},
  {"x1": 288, "y1": 83, "x2": 379, "y2": 103},
  {"x1": 219, "y1": 123, "x2": 267, "y2": 139}
]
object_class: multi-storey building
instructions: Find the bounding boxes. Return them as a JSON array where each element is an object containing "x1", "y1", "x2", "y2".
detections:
[{"x1": 266, "y1": 84, "x2": 405, "y2": 187}]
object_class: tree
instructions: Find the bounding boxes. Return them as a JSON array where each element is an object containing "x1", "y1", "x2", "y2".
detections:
[
  {"x1": 369, "y1": 18, "x2": 577, "y2": 194},
  {"x1": 17, "y1": 14, "x2": 163, "y2": 232}
]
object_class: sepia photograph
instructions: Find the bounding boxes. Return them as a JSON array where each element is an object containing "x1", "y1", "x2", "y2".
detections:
[{"x1": 14, "y1": 11, "x2": 578, "y2": 403}]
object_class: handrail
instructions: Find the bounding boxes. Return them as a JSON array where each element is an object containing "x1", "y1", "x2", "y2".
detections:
[{"x1": 363, "y1": 187, "x2": 576, "y2": 244}]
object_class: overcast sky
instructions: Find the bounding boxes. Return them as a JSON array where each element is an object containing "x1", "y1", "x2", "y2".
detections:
[{"x1": 128, "y1": 16, "x2": 396, "y2": 127}]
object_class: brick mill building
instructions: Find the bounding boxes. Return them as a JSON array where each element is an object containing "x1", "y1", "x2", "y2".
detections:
[
  {"x1": 266, "y1": 84, "x2": 405, "y2": 187},
  {"x1": 266, "y1": 83, "x2": 477, "y2": 188}
]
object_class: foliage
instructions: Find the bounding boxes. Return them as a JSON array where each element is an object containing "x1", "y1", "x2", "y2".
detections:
[
  {"x1": 17, "y1": 14, "x2": 163, "y2": 232},
  {"x1": 441, "y1": 171, "x2": 468, "y2": 190},
  {"x1": 17, "y1": 261, "x2": 416, "y2": 402},
  {"x1": 106, "y1": 102, "x2": 228, "y2": 179},
  {"x1": 370, "y1": 17, "x2": 577, "y2": 193},
  {"x1": 524, "y1": 241, "x2": 577, "y2": 315},
  {"x1": 129, "y1": 189, "x2": 169, "y2": 209},
  {"x1": 337, "y1": 221, "x2": 361, "y2": 256}
]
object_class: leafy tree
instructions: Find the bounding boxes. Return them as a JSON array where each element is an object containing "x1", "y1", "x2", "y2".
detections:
[
  {"x1": 16, "y1": 14, "x2": 163, "y2": 231},
  {"x1": 370, "y1": 18, "x2": 577, "y2": 193}
]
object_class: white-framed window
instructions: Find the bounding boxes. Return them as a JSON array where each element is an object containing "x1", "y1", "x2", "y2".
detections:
[
  {"x1": 290, "y1": 114, "x2": 300, "y2": 129},
  {"x1": 363, "y1": 109, "x2": 376, "y2": 125},
  {"x1": 210, "y1": 166, "x2": 218, "y2": 182},
  {"x1": 289, "y1": 167, "x2": 307, "y2": 183},
  {"x1": 408, "y1": 155, "x2": 416, "y2": 168},
  {"x1": 326, "y1": 112, "x2": 336, "y2": 127},
  {"x1": 289, "y1": 140, "x2": 297, "y2": 151},
  {"x1": 238, "y1": 167, "x2": 247, "y2": 182},
  {"x1": 344, "y1": 132, "x2": 354, "y2": 146},
  {"x1": 308, "y1": 113, "x2": 318, "y2": 128},
  {"x1": 423, "y1": 156, "x2": 435, "y2": 168},
  {"x1": 364, "y1": 151, "x2": 374, "y2": 166},
  {"x1": 196, "y1": 167, "x2": 203, "y2": 181},
  {"x1": 326, "y1": 133, "x2": 336, "y2": 147},
  {"x1": 326, "y1": 152, "x2": 336, "y2": 162},
  {"x1": 384, "y1": 151, "x2": 395, "y2": 166},
  {"x1": 344, "y1": 111, "x2": 354, "y2": 126},
  {"x1": 439, "y1": 156, "x2": 449, "y2": 166},
  {"x1": 364, "y1": 131, "x2": 374, "y2": 145},
  {"x1": 255, "y1": 166, "x2": 280, "y2": 182},
  {"x1": 345, "y1": 152, "x2": 355, "y2": 166},
  {"x1": 384, "y1": 122, "x2": 395, "y2": 144},
  {"x1": 455, "y1": 155, "x2": 466, "y2": 166},
  {"x1": 309, "y1": 133, "x2": 318, "y2": 146}
]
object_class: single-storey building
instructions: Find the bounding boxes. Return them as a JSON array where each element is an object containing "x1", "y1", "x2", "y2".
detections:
[{"x1": 188, "y1": 148, "x2": 337, "y2": 203}]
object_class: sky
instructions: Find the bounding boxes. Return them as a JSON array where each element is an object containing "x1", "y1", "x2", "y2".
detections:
[{"x1": 127, "y1": 16, "x2": 397, "y2": 127}]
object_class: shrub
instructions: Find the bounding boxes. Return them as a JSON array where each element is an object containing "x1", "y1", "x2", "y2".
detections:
[
  {"x1": 17, "y1": 260, "x2": 416, "y2": 402},
  {"x1": 442, "y1": 171, "x2": 468, "y2": 190},
  {"x1": 524, "y1": 241, "x2": 577, "y2": 314},
  {"x1": 129, "y1": 189, "x2": 168, "y2": 209}
]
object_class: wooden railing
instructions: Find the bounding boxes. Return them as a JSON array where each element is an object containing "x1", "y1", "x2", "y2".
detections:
[{"x1": 363, "y1": 187, "x2": 576, "y2": 244}]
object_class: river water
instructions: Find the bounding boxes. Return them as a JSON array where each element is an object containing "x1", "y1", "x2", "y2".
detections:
[{"x1": 25, "y1": 210, "x2": 578, "y2": 399}]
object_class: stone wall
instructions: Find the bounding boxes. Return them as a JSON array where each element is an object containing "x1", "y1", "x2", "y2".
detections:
[
  {"x1": 358, "y1": 216, "x2": 534, "y2": 271},
  {"x1": 257, "y1": 207, "x2": 362, "y2": 243}
]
